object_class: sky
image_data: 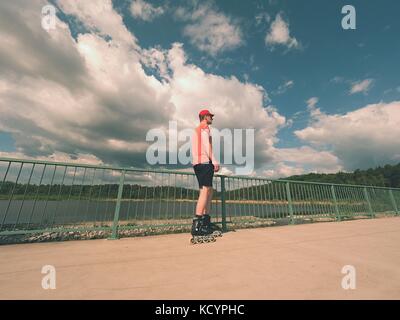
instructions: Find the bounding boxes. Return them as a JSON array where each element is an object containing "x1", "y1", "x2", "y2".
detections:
[{"x1": 0, "y1": 0, "x2": 399, "y2": 178}]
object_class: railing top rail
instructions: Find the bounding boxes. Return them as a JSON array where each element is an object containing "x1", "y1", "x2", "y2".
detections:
[
  {"x1": 224, "y1": 174, "x2": 400, "y2": 190},
  {"x1": 1, "y1": 156, "x2": 399, "y2": 191},
  {"x1": 0, "y1": 156, "x2": 195, "y2": 176}
]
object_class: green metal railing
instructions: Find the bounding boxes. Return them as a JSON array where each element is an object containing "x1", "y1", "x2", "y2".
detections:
[{"x1": 0, "y1": 157, "x2": 399, "y2": 242}]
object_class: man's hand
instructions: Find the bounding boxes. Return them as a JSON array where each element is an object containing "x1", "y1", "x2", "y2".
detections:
[{"x1": 213, "y1": 163, "x2": 220, "y2": 172}]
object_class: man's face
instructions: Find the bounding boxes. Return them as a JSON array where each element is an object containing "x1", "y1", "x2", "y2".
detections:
[{"x1": 206, "y1": 114, "x2": 213, "y2": 124}]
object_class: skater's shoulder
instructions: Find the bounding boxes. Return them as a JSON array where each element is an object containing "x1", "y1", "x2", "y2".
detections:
[{"x1": 194, "y1": 123, "x2": 210, "y2": 132}]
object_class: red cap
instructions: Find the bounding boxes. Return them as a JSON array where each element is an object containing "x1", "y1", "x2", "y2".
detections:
[{"x1": 199, "y1": 109, "x2": 214, "y2": 117}]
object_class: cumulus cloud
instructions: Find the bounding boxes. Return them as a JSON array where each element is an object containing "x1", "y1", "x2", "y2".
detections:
[
  {"x1": 4, "y1": 0, "x2": 393, "y2": 179},
  {"x1": 263, "y1": 163, "x2": 305, "y2": 179},
  {"x1": 259, "y1": 145, "x2": 343, "y2": 179},
  {"x1": 0, "y1": 0, "x2": 173, "y2": 166},
  {"x1": 175, "y1": 2, "x2": 243, "y2": 56},
  {"x1": 295, "y1": 101, "x2": 400, "y2": 170},
  {"x1": 0, "y1": 0, "x2": 287, "y2": 173},
  {"x1": 165, "y1": 43, "x2": 286, "y2": 168},
  {"x1": 130, "y1": 0, "x2": 165, "y2": 22},
  {"x1": 349, "y1": 78, "x2": 374, "y2": 95},
  {"x1": 265, "y1": 13, "x2": 299, "y2": 49},
  {"x1": 0, "y1": 0, "x2": 87, "y2": 91},
  {"x1": 57, "y1": 0, "x2": 139, "y2": 47},
  {"x1": 0, "y1": 150, "x2": 104, "y2": 166},
  {"x1": 272, "y1": 146, "x2": 342, "y2": 171}
]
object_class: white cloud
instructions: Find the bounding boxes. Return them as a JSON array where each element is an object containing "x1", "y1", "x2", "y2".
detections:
[
  {"x1": 0, "y1": 150, "x2": 104, "y2": 166},
  {"x1": 176, "y1": 2, "x2": 243, "y2": 56},
  {"x1": 57, "y1": 0, "x2": 139, "y2": 47},
  {"x1": 130, "y1": 0, "x2": 164, "y2": 22},
  {"x1": 0, "y1": 0, "x2": 172, "y2": 165},
  {"x1": 306, "y1": 97, "x2": 318, "y2": 109},
  {"x1": 165, "y1": 43, "x2": 286, "y2": 167},
  {"x1": 273, "y1": 146, "x2": 342, "y2": 171},
  {"x1": 259, "y1": 146, "x2": 344, "y2": 179},
  {"x1": 295, "y1": 101, "x2": 400, "y2": 170},
  {"x1": 0, "y1": 0, "x2": 286, "y2": 171},
  {"x1": 263, "y1": 163, "x2": 304, "y2": 179},
  {"x1": 284, "y1": 80, "x2": 294, "y2": 87},
  {"x1": 305, "y1": 97, "x2": 323, "y2": 118},
  {"x1": 273, "y1": 80, "x2": 294, "y2": 95},
  {"x1": 265, "y1": 13, "x2": 299, "y2": 49},
  {"x1": 260, "y1": 144, "x2": 343, "y2": 179},
  {"x1": 5, "y1": 0, "x2": 389, "y2": 178},
  {"x1": 139, "y1": 45, "x2": 171, "y2": 81},
  {"x1": 349, "y1": 79, "x2": 374, "y2": 95}
]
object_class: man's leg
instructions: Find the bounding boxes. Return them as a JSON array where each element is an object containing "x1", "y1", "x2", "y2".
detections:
[
  {"x1": 195, "y1": 186, "x2": 210, "y2": 215},
  {"x1": 201, "y1": 187, "x2": 222, "y2": 235},
  {"x1": 204, "y1": 187, "x2": 213, "y2": 214}
]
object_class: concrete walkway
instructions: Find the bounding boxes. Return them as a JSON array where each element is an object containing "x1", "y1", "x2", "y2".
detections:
[{"x1": 1, "y1": 217, "x2": 400, "y2": 299}]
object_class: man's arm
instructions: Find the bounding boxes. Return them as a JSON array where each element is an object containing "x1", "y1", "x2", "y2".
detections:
[{"x1": 201, "y1": 129, "x2": 220, "y2": 171}]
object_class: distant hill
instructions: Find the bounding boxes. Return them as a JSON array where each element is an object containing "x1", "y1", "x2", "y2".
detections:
[{"x1": 285, "y1": 163, "x2": 400, "y2": 188}]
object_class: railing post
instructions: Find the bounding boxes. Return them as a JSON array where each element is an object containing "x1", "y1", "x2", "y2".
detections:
[
  {"x1": 331, "y1": 185, "x2": 341, "y2": 221},
  {"x1": 389, "y1": 190, "x2": 399, "y2": 215},
  {"x1": 220, "y1": 175, "x2": 227, "y2": 232},
  {"x1": 285, "y1": 182, "x2": 294, "y2": 224},
  {"x1": 363, "y1": 187, "x2": 374, "y2": 218},
  {"x1": 110, "y1": 170, "x2": 126, "y2": 240}
]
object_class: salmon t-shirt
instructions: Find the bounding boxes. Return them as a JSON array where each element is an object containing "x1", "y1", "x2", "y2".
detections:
[{"x1": 191, "y1": 122, "x2": 219, "y2": 166}]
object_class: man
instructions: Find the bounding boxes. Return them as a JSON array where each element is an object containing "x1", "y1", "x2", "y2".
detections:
[{"x1": 190, "y1": 109, "x2": 222, "y2": 242}]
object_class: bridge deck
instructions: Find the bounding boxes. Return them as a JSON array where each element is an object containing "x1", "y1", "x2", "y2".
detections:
[{"x1": 1, "y1": 217, "x2": 399, "y2": 299}]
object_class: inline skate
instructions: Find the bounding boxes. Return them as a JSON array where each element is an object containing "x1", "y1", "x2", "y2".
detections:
[
  {"x1": 203, "y1": 214, "x2": 223, "y2": 237},
  {"x1": 190, "y1": 215, "x2": 217, "y2": 244}
]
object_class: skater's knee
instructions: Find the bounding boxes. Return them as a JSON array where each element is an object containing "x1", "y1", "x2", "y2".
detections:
[{"x1": 202, "y1": 186, "x2": 213, "y2": 194}]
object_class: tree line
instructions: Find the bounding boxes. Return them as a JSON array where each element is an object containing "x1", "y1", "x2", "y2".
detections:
[{"x1": 285, "y1": 163, "x2": 400, "y2": 188}]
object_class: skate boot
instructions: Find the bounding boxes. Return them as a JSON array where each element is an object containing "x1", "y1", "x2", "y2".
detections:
[
  {"x1": 190, "y1": 216, "x2": 217, "y2": 244},
  {"x1": 203, "y1": 214, "x2": 223, "y2": 237}
]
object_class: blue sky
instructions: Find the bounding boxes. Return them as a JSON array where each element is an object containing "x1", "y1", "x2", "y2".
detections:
[
  {"x1": 116, "y1": 0, "x2": 400, "y2": 148},
  {"x1": 0, "y1": 0, "x2": 399, "y2": 177}
]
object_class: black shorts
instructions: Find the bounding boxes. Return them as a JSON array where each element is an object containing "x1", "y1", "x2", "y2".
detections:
[{"x1": 193, "y1": 162, "x2": 214, "y2": 188}]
